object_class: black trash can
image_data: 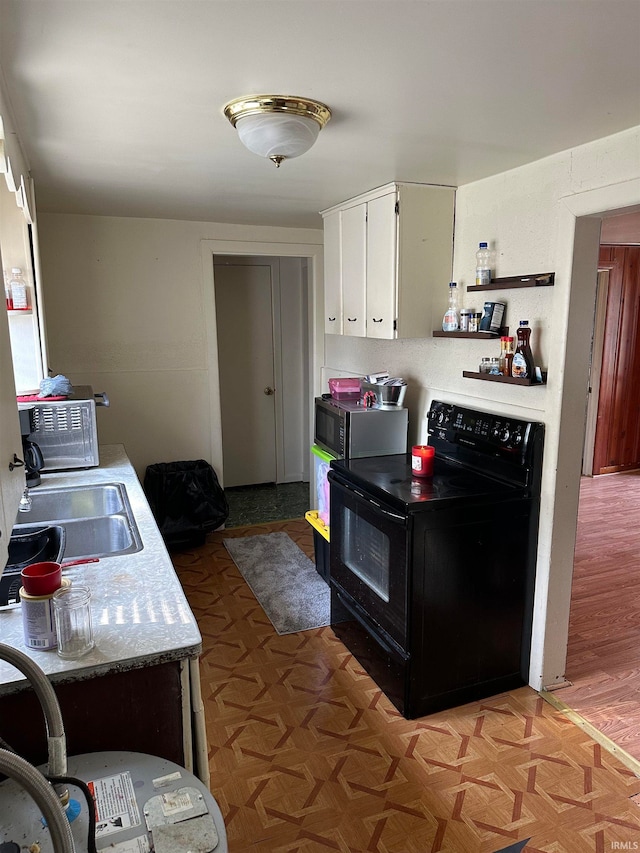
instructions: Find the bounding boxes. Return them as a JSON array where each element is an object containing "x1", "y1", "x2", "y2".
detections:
[{"x1": 143, "y1": 460, "x2": 229, "y2": 550}]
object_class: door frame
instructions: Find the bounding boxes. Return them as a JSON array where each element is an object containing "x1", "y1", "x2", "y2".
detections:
[
  {"x1": 581, "y1": 269, "x2": 609, "y2": 477},
  {"x1": 532, "y1": 178, "x2": 640, "y2": 691},
  {"x1": 214, "y1": 256, "x2": 283, "y2": 486},
  {"x1": 200, "y1": 239, "x2": 324, "y2": 489}
]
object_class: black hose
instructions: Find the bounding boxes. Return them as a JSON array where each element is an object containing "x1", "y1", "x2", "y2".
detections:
[{"x1": 46, "y1": 773, "x2": 98, "y2": 853}]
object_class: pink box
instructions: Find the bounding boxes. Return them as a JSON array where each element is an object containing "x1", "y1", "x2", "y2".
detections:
[{"x1": 328, "y1": 377, "x2": 361, "y2": 400}]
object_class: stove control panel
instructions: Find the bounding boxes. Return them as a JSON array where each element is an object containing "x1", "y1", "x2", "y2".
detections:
[{"x1": 427, "y1": 401, "x2": 531, "y2": 454}]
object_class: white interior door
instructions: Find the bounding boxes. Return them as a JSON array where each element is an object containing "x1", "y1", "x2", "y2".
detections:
[{"x1": 214, "y1": 262, "x2": 277, "y2": 487}]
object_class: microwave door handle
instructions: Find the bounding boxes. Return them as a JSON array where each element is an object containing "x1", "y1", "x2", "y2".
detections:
[
  {"x1": 329, "y1": 473, "x2": 406, "y2": 525},
  {"x1": 94, "y1": 392, "x2": 110, "y2": 407}
]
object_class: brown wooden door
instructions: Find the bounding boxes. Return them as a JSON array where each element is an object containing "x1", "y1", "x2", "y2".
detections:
[{"x1": 593, "y1": 246, "x2": 640, "y2": 474}]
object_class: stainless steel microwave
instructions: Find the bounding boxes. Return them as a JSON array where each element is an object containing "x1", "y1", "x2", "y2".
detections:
[
  {"x1": 314, "y1": 396, "x2": 408, "y2": 459},
  {"x1": 17, "y1": 385, "x2": 109, "y2": 471}
]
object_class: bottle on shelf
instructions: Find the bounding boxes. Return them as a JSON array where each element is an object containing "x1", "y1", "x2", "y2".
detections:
[
  {"x1": 499, "y1": 335, "x2": 514, "y2": 376},
  {"x1": 4, "y1": 269, "x2": 12, "y2": 310},
  {"x1": 9, "y1": 267, "x2": 28, "y2": 310},
  {"x1": 442, "y1": 281, "x2": 460, "y2": 331},
  {"x1": 475, "y1": 242, "x2": 492, "y2": 287},
  {"x1": 459, "y1": 308, "x2": 473, "y2": 332},
  {"x1": 511, "y1": 321, "x2": 535, "y2": 379}
]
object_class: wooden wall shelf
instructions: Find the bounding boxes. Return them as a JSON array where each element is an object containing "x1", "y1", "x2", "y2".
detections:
[
  {"x1": 468, "y1": 272, "x2": 555, "y2": 292},
  {"x1": 463, "y1": 371, "x2": 546, "y2": 386},
  {"x1": 433, "y1": 330, "x2": 500, "y2": 339}
]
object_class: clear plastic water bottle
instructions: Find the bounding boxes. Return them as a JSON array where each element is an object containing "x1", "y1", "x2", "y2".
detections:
[
  {"x1": 475, "y1": 242, "x2": 492, "y2": 287},
  {"x1": 442, "y1": 282, "x2": 460, "y2": 331},
  {"x1": 9, "y1": 267, "x2": 28, "y2": 309}
]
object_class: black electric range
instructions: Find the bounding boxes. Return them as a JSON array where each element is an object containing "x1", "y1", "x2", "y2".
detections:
[{"x1": 328, "y1": 400, "x2": 545, "y2": 719}]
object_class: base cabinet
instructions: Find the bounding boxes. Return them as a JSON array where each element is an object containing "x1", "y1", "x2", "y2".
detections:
[
  {"x1": 321, "y1": 182, "x2": 455, "y2": 339},
  {"x1": 0, "y1": 660, "x2": 190, "y2": 769}
]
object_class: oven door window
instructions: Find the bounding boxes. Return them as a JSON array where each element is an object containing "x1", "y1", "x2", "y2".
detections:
[
  {"x1": 343, "y1": 512, "x2": 390, "y2": 601},
  {"x1": 330, "y1": 477, "x2": 408, "y2": 649}
]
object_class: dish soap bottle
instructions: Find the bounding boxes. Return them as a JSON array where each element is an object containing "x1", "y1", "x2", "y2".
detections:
[
  {"x1": 442, "y1": 282, "x2": 460, "y2": 331},
  {"x1": 511, "y1": 320, "x2": 535, "y2": 379}
]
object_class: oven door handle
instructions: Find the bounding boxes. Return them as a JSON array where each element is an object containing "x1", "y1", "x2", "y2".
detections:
[
  {"x1": 333, "y1": 586, "x2": 408, "y2": 664},
  {"x1": 328, "y1": 474, "x2": 407, "y2": 526}
]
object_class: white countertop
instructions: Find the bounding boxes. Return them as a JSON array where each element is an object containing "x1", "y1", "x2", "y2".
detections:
[{"x1": 0, "y1": 445, "x2": 202, "y2": 694}]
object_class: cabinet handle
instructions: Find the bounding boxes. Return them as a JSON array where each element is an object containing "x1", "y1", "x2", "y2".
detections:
[
  {"x1": 372, "y1": 318, "x2": 383, "y2": 323},
  {"x1": 347, "y1": 317, "x2": 357, "y2": 322},
  {"x1": 9, "y1": 453, "x2": 24, "y2": 471},
  {"x1": 328, "y1": 317, "x2": 336, "y2": 322}
]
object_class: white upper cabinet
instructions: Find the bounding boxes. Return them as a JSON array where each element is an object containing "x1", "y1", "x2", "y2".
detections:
[
  {"x1": 365, "y1": 189, "x2": 397, "y2": 339},
  {"x1": 321, "y1": 182, "x2": 455, "y2": 339},
  {"x1": 323, "y1": 210, "x2": 343, "y2": 335},
  {"x1": 340, "y1": 203, "x2": 367, "y2": 337}
]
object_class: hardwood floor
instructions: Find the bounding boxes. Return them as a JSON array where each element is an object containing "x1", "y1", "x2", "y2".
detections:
[
  {"x1": 173, "y1": 518, "x2": 640, "y2": 852},
  {"x1": 553, "y1": 469, "x2": 640, "y2": 762}
]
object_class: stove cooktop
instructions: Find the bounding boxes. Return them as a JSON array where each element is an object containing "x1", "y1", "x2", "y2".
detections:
[{"x1": 330, "y1": 454, "x2": 523, "y2": 513}]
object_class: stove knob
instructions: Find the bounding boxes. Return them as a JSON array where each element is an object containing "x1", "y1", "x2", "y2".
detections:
[
  {"x1": 436, "y1": 407, "x2": 449, "y2": 426},
  {"x1": 499, "y1": 426, "x2": 511, "y2": 443},
  {"x1": 512, "y1": 426, "x2": 524, "y2": 445}
]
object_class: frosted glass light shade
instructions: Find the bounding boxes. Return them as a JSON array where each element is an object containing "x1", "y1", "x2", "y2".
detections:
[
  {"x1": 223, "y1": 95, "x2": 331, "y2": 166},
  {"x1": 235, "y1": 113, "x2": 321, "y2": 161}
]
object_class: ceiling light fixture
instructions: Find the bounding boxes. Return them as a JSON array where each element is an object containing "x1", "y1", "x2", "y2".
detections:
[{"x1": 223, "y1": 95, "x2": 331, "y2": 167}]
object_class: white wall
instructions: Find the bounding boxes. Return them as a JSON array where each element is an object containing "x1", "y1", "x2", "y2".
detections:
[
  {"x1": 325, "y1": 125, "x2": 640, "y2": 688},
  {"x1": 36, "y1": 215, "x2": 323, "y2": 480}
]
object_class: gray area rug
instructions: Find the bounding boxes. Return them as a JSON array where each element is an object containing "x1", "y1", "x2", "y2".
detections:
[{"x1": 223, "y1": 532, "x2": 330, "y2": 635}]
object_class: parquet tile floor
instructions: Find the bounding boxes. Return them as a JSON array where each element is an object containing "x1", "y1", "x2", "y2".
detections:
[{"x1": 172, "y1": 519, "x2": 640, "y2": 852}]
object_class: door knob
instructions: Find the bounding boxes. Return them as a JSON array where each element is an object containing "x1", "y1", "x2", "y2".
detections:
[{"x1": 264, "y1": 386, "x2": 275, "y2": 395}]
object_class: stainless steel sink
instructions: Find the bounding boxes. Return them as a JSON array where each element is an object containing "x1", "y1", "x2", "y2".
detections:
[
  {"x1": 13, "y1": 482, "x2": 143, "y2": 559},
  {"x1": 17, "y1": 483, "x2": 125, "y2": 523}
]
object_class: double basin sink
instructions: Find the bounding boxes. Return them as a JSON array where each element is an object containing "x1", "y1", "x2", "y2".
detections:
[{"x1": 13, "y1": 483, "x2": 143, "y2": 560}]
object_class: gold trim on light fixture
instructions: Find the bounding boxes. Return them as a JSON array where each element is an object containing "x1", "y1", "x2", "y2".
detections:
[
  {"x1": 223, "y1": 94, "x2": 332, "y2": 166},
  {"x1": 223, "y1": 95, "x2": 331, "y2": 129}
]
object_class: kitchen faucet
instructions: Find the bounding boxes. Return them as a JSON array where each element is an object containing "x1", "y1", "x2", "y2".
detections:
[{"x1": 18, "y1": 486, "x2": 32, "y2": 512}]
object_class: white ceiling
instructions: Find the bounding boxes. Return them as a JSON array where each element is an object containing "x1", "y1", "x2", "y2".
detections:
[{"x1": 1, "y1": 0, "x2": 639, "y2": 229}]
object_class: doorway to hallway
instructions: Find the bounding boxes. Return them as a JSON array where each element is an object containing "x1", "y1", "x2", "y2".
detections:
[{"x1": 213, "y1": 254, "x2": 310, "y2": 489}]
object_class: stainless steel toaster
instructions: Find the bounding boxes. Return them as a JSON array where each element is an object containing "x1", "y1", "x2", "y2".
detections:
[{"x1": 18, "y1": 385, "x2": 109, "y2": 471}]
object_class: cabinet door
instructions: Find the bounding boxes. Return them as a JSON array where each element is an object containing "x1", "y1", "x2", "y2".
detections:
[
  {"x1": 0, "y1": 305, "x2": 25, "y2": 568},
  {"x1": 323, "y1": 210, "x2": 343, "y2": 334},
  {"x1": 340, "y1": 204, "x2": 367, "y2": 337},
  {"x1": 366, "y1": 191, "x2": 398, "y2": 340}
]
